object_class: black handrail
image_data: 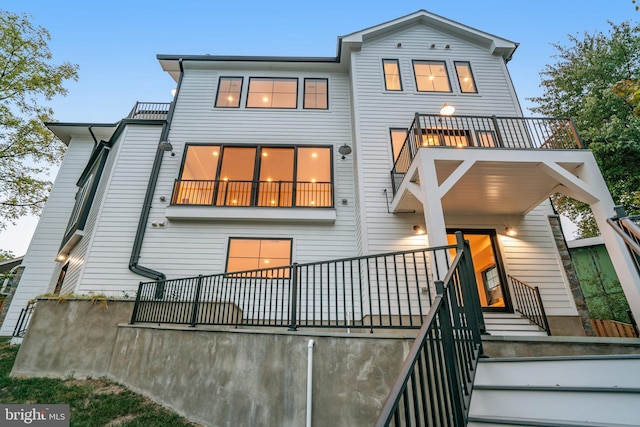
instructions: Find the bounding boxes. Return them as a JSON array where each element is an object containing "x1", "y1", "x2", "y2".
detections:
[
  {"x1": 391, "y1": 114, "x2": 583, "y2": 194},
  {"x1": 375, "y1": 232, "x2": 483, "y2": 426},
  {"x1": 131, "y1": 242, "x2": 461, "y2": 330},
  {"x1": 607, "y1": 206, "x2": 640, "y2": 273},
  {"x1": 12, "y1": 301, "x2": 36, "y2": 338},
  {"x1": 509, "y1": 275, "x2": 551, "y2": 335}
]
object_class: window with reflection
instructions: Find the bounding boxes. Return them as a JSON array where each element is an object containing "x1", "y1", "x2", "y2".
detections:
[
  {"x1": 226, "y1": 238, "x2": 292, "y2": 277},
  {"x1": 422, "y1": 129, "x2": 470, "y2": 147},
  {"x1": 382, "y1": 59, "x2": 402, "y2": 91},
  {"x1": 215, "y1": 77, "x2": 243, "y2": 107},
  {"x1": 247, "y1": 78, "x2": 298, "y2": 108},
  {"x1": 173, "y1": 144, "x2": 333, "y2": 207},
  {"x1": 304, "y1": 78, "x2": 328, "y2": 109},
  {"x1": 390, "y1": 128, "x2": 408, "y2": 163},
  {"x1": 413, "y1": 60, "x2": 451, "y2": 92},
  {"x1": 454, "y1": 62, "x2": 477, "y2": 93}
]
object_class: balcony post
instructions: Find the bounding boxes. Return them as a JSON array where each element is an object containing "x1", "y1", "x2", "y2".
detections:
[
  {"x1": 189, "y1": 275, "x2": 204, "y2": 327},
  {"x1": 491, "y1": 115, "x2": 505, "y2": 147},
  {"x1": 289, "y1": 263, "x2": 299, "y2": 331}
]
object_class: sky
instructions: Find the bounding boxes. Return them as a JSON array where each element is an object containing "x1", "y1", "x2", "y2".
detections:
[{"x1": 0, "y1": 0, "x2": 637, "y2": 256}]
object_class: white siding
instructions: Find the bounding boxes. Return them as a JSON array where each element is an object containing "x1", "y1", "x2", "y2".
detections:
[{"x1": 0, "y1": 138, "x2": 94, "y2": 335}]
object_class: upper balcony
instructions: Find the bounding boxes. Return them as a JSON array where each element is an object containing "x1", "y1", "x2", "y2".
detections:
[
  {"x1": 391, "y1": 114, "x2": 584, "y2": 195},
  {"x1": 127, "y1": 102, "x2": 171, "y2": 121}
]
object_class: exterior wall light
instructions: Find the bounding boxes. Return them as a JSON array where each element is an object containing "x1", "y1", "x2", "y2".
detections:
[
  {"x1": 159, "y1": 140, "x2": 175, "y2": 157},
  {"x1": 440, "y1": 103, "x2": 455, "y2": 115},
  {"x1": 505, "y1": 227, "x2": 517, "y2": 237},
  {"x1": 56, "y1": 254, "x2": 68, "y2": 262},
  {"x1": 338, "y1": 144, "x2": 352, "y2": 159},
  {"x1": 413, "y1": 225, "x2": 426, "y2": 235}
]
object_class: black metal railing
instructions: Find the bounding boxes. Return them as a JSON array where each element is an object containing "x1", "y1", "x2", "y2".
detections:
[
  {"x1": 375, "y1": 236, "x2": 483, "y2": 426},
  {"x1": 607, "y1": 206, "x2": 640, "y2": 273},
  {"x1": 391, "y1": 113, "x2": 583, "y2": 194},
  {"x1": 131, "y1": 236, "x2": 478, "y2": 331},
  {"x1": 509, "y1": 275, "x2": 551, "y2": 335},
  {"x1": 127, "y1": 102, "x2": 171, "y2": 120},
  {"x1": 12, "y1": 301, "x2": 36, "y2": 338},
  {"x1": 171, "y1": 179, "x2": 334, "y2": 208}
]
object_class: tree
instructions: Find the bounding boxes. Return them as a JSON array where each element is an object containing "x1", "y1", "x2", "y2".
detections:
[
  {"x1": 0, "y1": 10, "x2": 78, "y2": 230},
  {"x1": 530, "y1": 21, "x2": 640, "y2": 237}
]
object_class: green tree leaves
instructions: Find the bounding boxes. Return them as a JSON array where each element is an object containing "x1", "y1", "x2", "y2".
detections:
[{"x1": 0, "y1": 10, "x2": 78, "y2": 230}]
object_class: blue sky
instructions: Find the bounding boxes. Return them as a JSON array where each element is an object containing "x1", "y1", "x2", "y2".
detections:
[{"x1": 1, "y1": 0, "x2": 637, "y2": 255}]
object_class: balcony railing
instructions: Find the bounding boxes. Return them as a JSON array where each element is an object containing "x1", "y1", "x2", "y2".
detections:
[
  {"x1": 391, "y1": 114, "x2": 583, "y2": 194},
  {"x1": 127, "y1": 102, "x2": 171, "y2": 120},
  {"x1": 171, "y1": 179, "x2": 334, "y2": 208}
]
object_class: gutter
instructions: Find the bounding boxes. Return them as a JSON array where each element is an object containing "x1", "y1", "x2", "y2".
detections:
[{"x1": 129, "y1": 58, "x2": 184, "y2": 280}]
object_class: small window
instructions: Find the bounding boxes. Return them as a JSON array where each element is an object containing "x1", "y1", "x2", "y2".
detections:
[
  {"x1": 476, "y1": 130, "x2": 498, "y2": 147},
  {"x1": 382, "y1": 59, "x2": 402, "y2": 91},
  {"x1": 422, "y1": 129, "x2": 470, "y2": 147},
  {"x1": 413, "y1": 60, "x2": 451, "y2": 92},
  {"x1": 304, "y1": 78, "x2": 328, "y2": 109},
  {"x1": 455, "y1": 62, "x2": 477, "y2": 93},
  {"x1": 390, "y1": 128, "x2": 408, "y2": 162},
  {"x1": 215, "y1": 77, "x2": 243, "y2": 108},
  {"x1": 247, "y1": 78, "x2": 298, "y2": 108},
  {"x1": 226, "y1": 238, "x2": 292, "y2": 277}
]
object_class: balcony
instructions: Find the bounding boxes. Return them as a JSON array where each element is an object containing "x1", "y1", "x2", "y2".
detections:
[
  {"x1": 391, "y1": 114, "x2": 583, "y2": 195},
  {"x1": 127, "y1": 102, "x2": 171, "y2": 121},
  {"x1": 171, "y1": 179, "x2": 333, "y2": 208}
]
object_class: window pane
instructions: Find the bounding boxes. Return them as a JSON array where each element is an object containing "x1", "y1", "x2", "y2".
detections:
[
  {"x1": 383, "y1": 59, "x2": 402, "y2": 91},
  {"x1": 217, "y1": 147, "x2": 256, "y2": 206},
  {"x1": 215, "y1": 77, "x2": 242, "y2": 107},
  {"x1": 247, "y1": 78, "x2": 297, "y2": 108},
  {"x1": 227, "y1": 239, "x2": 292, "y2": 276},
  {"x1": 390, "y1": 129, "x2": 408, "y2": 161},
  {"x1": 296, "y1": 147, "x2": 331, "y2": 207},
  {"x1": 174, "y1": 145, "x2": 220, "y2": 205},
  {"x1": 258, "y1": 147, "x2": 294, "y2": 207},
  {"x1": 476, "y1": 131, "x2": 497, "y2": 147},
  {"x1": 304, "y1": 78, "x2": 328, "y2": 109},
  {"x1": 413, "y1": 61, "x2": 451, "y2": 92},
  {"x1": 455, "y1": 62, "x2": 477, "y2": 93}
]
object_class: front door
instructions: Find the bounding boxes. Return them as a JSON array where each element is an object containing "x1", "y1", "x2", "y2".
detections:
[{"x1": 447, "y1": 230, "x2": 511, "y2": 311}]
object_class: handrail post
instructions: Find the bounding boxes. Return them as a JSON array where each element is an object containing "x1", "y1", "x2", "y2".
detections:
[
  {"x1": 436, "y1": 280, "x2": 466, "y2": 426},
  {"x1": 130, "y1": 281, "x2": 144, "y2": 324},
  {"x1": 534, "y1": 285, "x2": 552, "y2": 335},
  {"x1": 455, "y1": 232, "x2": 486, "y2": 337},
  {"x1": 289, "y1": 263, "x2": 299, "y2": 331},
  {"x1": 412, "y1": 112, "x2": 421, "y2": 158},
  {"x1": 491, "y1": 115, "x2": 505, "y2": 147},
  {"x1": 189, "y1": 275, "x2": 204, "y2": 327}
]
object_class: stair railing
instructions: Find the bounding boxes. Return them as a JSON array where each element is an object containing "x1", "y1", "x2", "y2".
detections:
[
  {"x1": 607, "y1": 206, "x2": 640, "y2": 273},
  {"x1": 12, "y1": 301, "x2": 36, "y2": 338},
  {"x1": 374, "y1": 232, "x2": 483, "y2": 426},
  {"x1": 509, "y1": 275, "x2": 551, "y2": 335}
]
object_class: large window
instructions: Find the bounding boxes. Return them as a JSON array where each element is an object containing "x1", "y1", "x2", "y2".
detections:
[
  {"x1": 173, "y1": 144, "x2": 332, "y2": 207},
  {"x1": 226, "y1": 238, "x2": 292, "y2": 275},
  {"x1": 454, "y1": 62, "x2": 477, "y2": 93},
  {"x1": 413, "y1": 60, "x2": 451, "y2": 92},
  {"x1": 304, "y1": 78, "x2": 328, "y2": 109},
  {"x1": 215, "y1": 77, "x2": 243, "y2": 107},
  {"x1": 382, "y1": 59, "x2": 402, "y2": 91},
  {"x1": 247, "y1": 78, "x2": 298, "y2": 108}
]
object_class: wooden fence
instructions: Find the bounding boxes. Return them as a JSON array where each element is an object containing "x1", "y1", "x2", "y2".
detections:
[{"x1": 591, "y1": 319, "x2": 638, "y2": 338}]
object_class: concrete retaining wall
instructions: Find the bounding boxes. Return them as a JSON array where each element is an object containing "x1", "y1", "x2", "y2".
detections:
[{"x1": 11, "y1": 299, "x2": 413, "y2": 426}]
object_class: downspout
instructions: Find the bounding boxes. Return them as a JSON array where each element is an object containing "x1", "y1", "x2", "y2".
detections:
[
  {"x1": 306, "y1": 339, "x2": 315, "y2": 427},
  {"x1": 129, "y1": 58, "x2": 184, "y2": 280}
]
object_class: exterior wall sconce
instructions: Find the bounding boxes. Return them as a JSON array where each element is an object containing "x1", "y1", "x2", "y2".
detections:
[
  {"x1": 430, "y1": 44, "x2": 436, "y2": 49},
  {"x1": 413, "y1": 225, "x2": 426, "y2": 235},
  {"x1": 505, "y1": 226, "x2": 517, "y2": 237},
  {"x1": 338, "y1": 144, "x2": 352, "y2": 159},
  {"x1": 159, "y1": 140, "x2": 175, "y2": 156},
  {"x1": 56, "y1": 254, "x2": 68, "y2": 262},
  {"x1": 440, "y1": 103, "x2": 455, "y2": 115}
]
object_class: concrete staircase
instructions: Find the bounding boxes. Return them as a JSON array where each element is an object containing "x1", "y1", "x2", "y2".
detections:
[
  {"x1": 484, "y1": 312, "x2": 548, "y2": 337},
  {"x1": 468, "y1": 354, "x2": 640, "y2": 426}
]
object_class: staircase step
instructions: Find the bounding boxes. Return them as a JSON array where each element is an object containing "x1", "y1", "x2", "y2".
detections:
[
  {"x1": 469, "y1": 386, "x2": 640, "y2": 425},
  {"x1": 468, "y1": 414, "x2": 640, "y2": 427},
  {"x1": 475, "y1": 354, "x2": 640, "y2": 388}
]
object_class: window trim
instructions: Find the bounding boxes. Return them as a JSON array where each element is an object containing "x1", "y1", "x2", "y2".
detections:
[
  {"x1": 225, "y1": 237, "x2": 293, "y2": 276},
  {"x1": 214, "y1": 76, "x2": 244, "y2": 108},
  {"x1": 246, "y1": 77, "x2": 299, "y2": 109},
  {"x1": 412, "y1": 60, "x2": 452, "y2": 93},
  {"x1": 303, "y1": 78, "x2": 329, "y2": 110},
  {"x1": 454, "y1": 61, "x2": 478, "y2": 94},
  {"x1": 382, "y1": 59, "x2": 403, "y2": 91}
]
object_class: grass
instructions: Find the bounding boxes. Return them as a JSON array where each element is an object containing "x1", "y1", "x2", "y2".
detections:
[{"x1": 0, "y1": 339, "x2": 200, "y2": 426}]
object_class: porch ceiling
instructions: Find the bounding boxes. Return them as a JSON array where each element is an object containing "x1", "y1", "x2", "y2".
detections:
[{"x1": 393, "y1": 156, "x2": 584, "y2": 216}]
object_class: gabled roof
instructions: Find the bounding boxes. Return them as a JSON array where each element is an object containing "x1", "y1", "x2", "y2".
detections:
[
  {"x1": 339, "y1": 9, "x2": 518, "y2": 61},
  {"x1": 158, "y1": 10, "x2": 519, "y2": 79}
]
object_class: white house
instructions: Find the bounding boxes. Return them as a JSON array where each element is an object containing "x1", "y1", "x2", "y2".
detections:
[{"x1": 2, "y1": 9, "x2": 639, "y2": 339}]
